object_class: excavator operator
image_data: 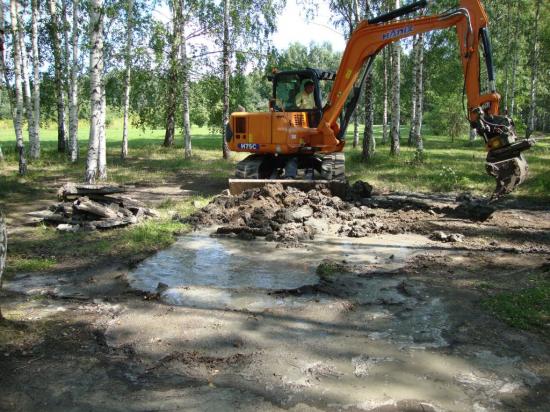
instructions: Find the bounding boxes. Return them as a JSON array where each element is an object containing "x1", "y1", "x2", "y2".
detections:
[{"x1": 295, "y1": 81, "x2": 316, "y2": 110}]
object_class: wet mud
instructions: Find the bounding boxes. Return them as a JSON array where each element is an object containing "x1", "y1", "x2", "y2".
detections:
[{"x1": 1, "y1": 183, "x2": 549, "y2": 411}]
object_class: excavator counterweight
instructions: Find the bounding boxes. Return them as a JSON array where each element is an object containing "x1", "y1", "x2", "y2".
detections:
[{"x1": 226, "y1": 0, "x2": 534, "y2": 199}]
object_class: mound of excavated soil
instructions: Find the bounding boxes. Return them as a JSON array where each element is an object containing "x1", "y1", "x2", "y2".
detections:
[{"x1": 184, "y1": 182, "x2": 433, "y2": 245}]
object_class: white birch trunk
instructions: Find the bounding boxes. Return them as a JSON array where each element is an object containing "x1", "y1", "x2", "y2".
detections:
[
  {"x1": 382, "y1": 47, "x2": 388, "y2": 145},
  {"x1": 408, "y1": 34, "x2": 418, "y2": 146},
  {"x1": 98, "y1": 89, "x2": 107, "y2": 179},
  {"x1": 469, "y1": 128, "x2": 477, "y2": 142},
  {"x1": 48, "y1": 0, "x2": 67, "y2": 152},
  {"x1": 221, "y1": 0, "x2": 231, "y2": 159},
  {"x1": 352, "y1": 113, "x2": 359, "y2": 148},
  {"x1": 16, "y1": 5, "x2": 37, "y2": 159},
  {"x1": 0, "y1": 1, "x2": 16, "y2": 130},
  {"x1": 121, "y1": 0, "x2": 133, "y2": 159},
  {"x1": 86, "y1": 0, "x2": 104, "y2": 183},
  {"x1": 390, "y1": 0, "x2": 401, "y2": 156},
  {"x1": 31, "y1": 0, "x2": 40, "y2": 158},
  {"x1": 181, "y1": 22, "x2": 192, "y2": 159},
  {"x1": 69, "y1": 0, "x2": 79, "y2": 162},
  {"x1": 526, "y1": 0, "x2": 540, "y2": 138},
  {"x1": 413, "y1": 33, "x2": 424, "y2": 153},
  {"x1": 10, "y1": 0, "x2": 27, "y2": 175}
]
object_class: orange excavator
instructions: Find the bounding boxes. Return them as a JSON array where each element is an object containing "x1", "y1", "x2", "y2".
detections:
[{"x1": 226, "y1": 0, "x2": 534, "y2": 199}]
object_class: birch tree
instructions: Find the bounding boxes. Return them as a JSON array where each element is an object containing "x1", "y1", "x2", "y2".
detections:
[
  {"x1": 181, "y1": 16, "x2": 192, "y2": 159},
  {"x1": 16, "y1": 2, "x2": 38, "y2": 159},
  {"x1": 221, "y1": 0, "x2": 231, "y2": 159},
  {"x1": 411, "y1": 33, "x2": 424, "y2": 155},
  {"x1": 121, "y1": 0, "x2": 133, "y2": 159},
  {"x1": 381, "y1": 46, "x2": 388, "y2": 144},
  {"x1": 0, "y1": 210, "x2": 6, "y2": 320},
  {"x1": 389, "y1": 0, "x2": 400, "y2": 156},
  {"x1": 48, "y1": 0, "x2": 67, "y2": 152},
  {"x1": 525, "y1": 0, "x2": 540, "y2": 138},
  {"x1": 30, "y1": 0, "x2": 40, "y2": 158},
  {"x1": 164, "y1": 0, "x2": 182, "y2": 147},
  {"x1": 86, "y1": 0, "x2": 105, "y2": 183},
  {"x1": 361, "y1": 0, "x2": 374, "y2": 160},
  {"x1": 68, "y1": 0, "x2": 79, "y2": 161},
  {"x1": 9, "y1": 0, "x2": 27, "y2": 175}
]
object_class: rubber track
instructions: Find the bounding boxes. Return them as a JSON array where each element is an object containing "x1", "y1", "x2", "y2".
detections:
[
  {"x1": 320, "y1": 152, "x2": 346, "y2": 181},
  {"x1": 235, "y1": 155, "x2": 263, "y2": 179}
]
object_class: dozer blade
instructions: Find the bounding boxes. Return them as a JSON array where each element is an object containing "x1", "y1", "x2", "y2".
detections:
[
  {"x1": 485, "y1": 138, "x2": 535, "y2": 200},
  {"x1": 228, "y1": 179, "x2": 348, "y2": 197}
]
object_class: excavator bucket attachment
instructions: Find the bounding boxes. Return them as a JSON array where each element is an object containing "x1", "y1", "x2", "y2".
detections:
[
  {"x1": 486, "y1": 155, "x2": 529, "y2": 200},
  {"x1": 485, "y1": 138, "x2": 535, "y2": 200}
]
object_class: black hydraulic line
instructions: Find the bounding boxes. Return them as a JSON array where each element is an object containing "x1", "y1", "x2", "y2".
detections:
[
  {"x1": 337, "y1": 54, "x2": 378, "y2": 140},
  {"x1": 368, "y1": 0, "x2": 428, "y2": 24},
  {"x1": 480, "y1": 27, "x2": 496, "y2": 92}
]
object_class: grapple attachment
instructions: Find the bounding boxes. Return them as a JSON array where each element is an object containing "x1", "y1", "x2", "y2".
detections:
[{"x1": 473, "y1": 110, "x2": 535, "y2": 200}]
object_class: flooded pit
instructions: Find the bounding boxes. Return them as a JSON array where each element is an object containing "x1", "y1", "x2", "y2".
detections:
[{"x1": 127, "y1": 229, "x2": 429, "y2": 310}]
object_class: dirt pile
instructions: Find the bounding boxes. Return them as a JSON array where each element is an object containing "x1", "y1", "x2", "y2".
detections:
[{"x1": 185, "y1": 182, "x2": 410, "y2": 244}]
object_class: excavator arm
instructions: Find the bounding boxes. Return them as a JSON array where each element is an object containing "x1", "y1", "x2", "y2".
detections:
[{"x1": 317, "y1": 0, "x2": 534, "y2": 199}]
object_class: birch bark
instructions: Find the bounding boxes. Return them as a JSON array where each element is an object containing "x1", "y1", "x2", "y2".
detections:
[
  {"x1": 31, "y1": 0, "x2": 40, "y2": 158},
  {"x1": 163, "y1": 0, "x2": 181, "y2": 147},
  {"x1": 381, "y1": 47, "x2": 388, "y2": 145},
  {"x1": 16, "y1": 5, "x2": 38, "y2": 159},
  {"x1": 525, "y1": 0, "x2": 540, "y2": 138},
  {"x1": 181, "y1": 18, "x2": 192, "y2": 159},
  {"x1": 9, "y1": 0, "x2": 27, "y2": 175},
  {"x1": 121, "y1": 0, "x2": 133, "y2": 159},
  {"x1": 86, "y1": 0, "x2": 104, "y2": 183},
  {"x1": 68, "y1": 0, "x2": 79, "y2": 162},
  {"x1": 48, "y1": 0, "x2": 67, "y2": 152},
  {"x1": 221, "y1": 0, "x2": 231, "y2": 159},
  {"x1": 412, "y1": 33, "x2": 424, "y2": 154},
  {"x1": 390, "y1": 0, "x2": 401, "y2": 156}
]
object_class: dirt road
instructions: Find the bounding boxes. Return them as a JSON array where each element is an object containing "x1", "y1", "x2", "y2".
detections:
[{"x1": 1, "y1": 184, "x2": 549, "y2": 411}]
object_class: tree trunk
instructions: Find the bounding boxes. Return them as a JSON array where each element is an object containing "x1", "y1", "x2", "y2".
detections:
[
  {"x1": 86, "y1": 0, "x2": 104, "y2": 183},
  {"x1": 30, "y1": 0, "x2": 40, "y2": 159},
  {"x1": 0, "y1": 211, "x2": 6, "y2": 320},
  {"x1": 390, "y1": 0, "x2": 401, "y2": 156},
  {"x1": 181, "y1": 22, "x2": 192, "y2": 159},
  {"x1": 525, "y1": 0, "x2": 540, "y2": 139},
  {"x1": 469, "y1": 128, "x2": 477, "y2": 142},
  {"x1": 0, "y1": 1, "x2": 17, "y2": 143},
  {"x1": 412, "y1": 33, "x2": 424, "y2": 154},
  {"x1": 68, "y1": 0, "x2": 79, "y2": 162},
  {"x1": 509, "y1": 1, "x2": 520, "y2": 118},
  {"x1": 408, "y1": 34, "x2": 418, "y2": 146},
  {"x1": 98, "y1": 89, "x2": 107, "y2": 179},
  {"x1": 16, "y1": 4, "x2": 38, "y2": 159},
  {"x1": 381, "y1": 47, "x2": 388, "y2": 145},
  {"x1": 9, "y1": 0, "x2": 27, "y2": 175},
  {"x1": 352, "y1": 114, "x2": 359, "y2": 148},
  {"x1": 121, "y1": 0, "x2": 133, "y2": 159},
  {"x1": 221, "y1": 0, "x2": 231, "y2": 159},
  {"x1": 48, "y1": 0, "x2": 67, "y2": 152},
  {"x1": 163, "y1": 0, "x2": 181, "y2": 148},
  {"x1": 362, "y1": 73, "x2": 375, "y2": 160}
]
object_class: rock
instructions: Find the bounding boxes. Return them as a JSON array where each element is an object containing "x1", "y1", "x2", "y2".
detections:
[
  {"x1": 430, "y1": 231, "x2": 465, "y2": 243},
  {"x1": 56, "y1": 223, "x2": 80, "y2": 232},
  {"x1": 290, "y1": 205, "x2": 314, "y2": 221}
]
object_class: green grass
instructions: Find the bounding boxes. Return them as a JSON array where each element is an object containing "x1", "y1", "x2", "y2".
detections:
[
  {"x1": 483, "y1": 280, "x2": 550, "y2": 336},
  {"x1": 0, "y1": 120, "x2": 549, "y2": 275},
  {"x1": 5, "y1": 256, "x2": 57, "y2": 276}
]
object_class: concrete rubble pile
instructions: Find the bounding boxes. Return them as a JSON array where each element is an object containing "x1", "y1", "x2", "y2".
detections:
[{"x1": 27, "y1": 183, "x2": 159, "y2": 232}]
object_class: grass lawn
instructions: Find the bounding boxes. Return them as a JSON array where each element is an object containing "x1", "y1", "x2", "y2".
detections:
[
  {"x1": 1, "y1": 121, "x2": 548, "y2": 199},
  {"x1": 0, "y1": 121, "x2": 549, "y2": 278}
]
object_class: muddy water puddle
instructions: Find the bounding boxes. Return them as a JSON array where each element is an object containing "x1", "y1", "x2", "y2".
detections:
[{"x1": 128, "y1": 229, "x2": 427, "y2": 310}]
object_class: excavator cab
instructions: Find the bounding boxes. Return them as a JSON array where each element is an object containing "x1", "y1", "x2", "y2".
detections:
[{"x1": 268, "y1": 68, "x2": 335, "y2": 128}]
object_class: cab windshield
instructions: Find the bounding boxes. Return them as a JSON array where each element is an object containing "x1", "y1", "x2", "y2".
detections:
[{"x1": 274, "y1": 74, "x2": 317, "y2": 111}]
